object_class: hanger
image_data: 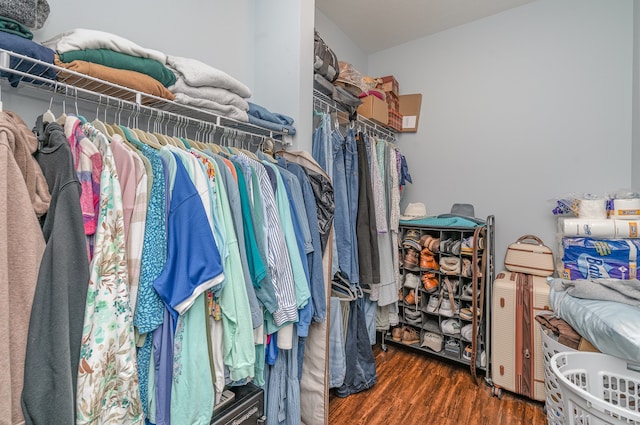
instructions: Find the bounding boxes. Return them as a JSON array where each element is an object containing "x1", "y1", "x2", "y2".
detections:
[
  {"x1": 42, "y1": 82, "x2": 57, "y2": 124},
  {"x1": 331, "y1": 271, "x2": 359, "y2": 301}
]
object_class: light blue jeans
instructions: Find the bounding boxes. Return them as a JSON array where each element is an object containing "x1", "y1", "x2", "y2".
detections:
[{"x1": 344, "y1": 128, "x2": 360, "y2": 285}]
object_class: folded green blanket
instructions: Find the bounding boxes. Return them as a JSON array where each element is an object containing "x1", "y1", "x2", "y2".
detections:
[
  {"x1": 59, "y1": 48, "x2": 176, "y2": 87},
  {"x1": 0, "y1": 15, "x2": 32, "y2": 39}
]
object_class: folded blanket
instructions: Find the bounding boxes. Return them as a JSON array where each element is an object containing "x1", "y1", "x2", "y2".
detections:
[
  {"x1": 247, "y1": 115, "x2": 296, "y2": 135},
  {"x1": 551, "y1": 278, "x2": 640, "y2": 307},
  {"x1": 59, "y1": 49, "x2": 176, "y2": 87},
  {"x1": 0, "y1": 0, "x2": 49, "y2": 29},
  {"x1": 43, "y1": 28, "x2": 166, "y2": 64},
  {"x1": 55, "y1": 56, "x2": 175, "y2": 103},
  {"x1": 248, "y1": 102, "x2": 294, "y2": 125},
  {"x1": 167, "y1": 55, "x2": 251, "y2": 98},
  {"x1": 169, "y1": 78, "x2": 249, "y2": 111},
  {"x1": 0, "y1": 31, "x2": 56, "y2": 87},
  {"x1": 0, "y1": 15, "x2": 32, "y2": 39},
  {"x1": 174, "y1": 93, "x2": 247, "y2": 122}
]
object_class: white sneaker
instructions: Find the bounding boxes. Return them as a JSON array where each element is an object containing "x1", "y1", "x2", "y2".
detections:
[
  {"x1": 439, "y1": 299, "x2": 459, "y2": 317},
  {"x1": 426, "y1": 295, "x2": 440, "y2": 313},
  {"x1": 441, "y1": 318, "x2": 460, "y2": 335}
]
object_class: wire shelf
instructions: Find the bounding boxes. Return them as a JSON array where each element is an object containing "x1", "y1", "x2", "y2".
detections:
[
  {"x1": 0, "y1": 48, "x2": 290, "y2": 143},
  {"x1": 313, "y1": 89, "x2": 398, "y2": 142}
]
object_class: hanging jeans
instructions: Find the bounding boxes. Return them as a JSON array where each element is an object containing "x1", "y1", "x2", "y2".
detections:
[
  {"x1": 311, "y1": 113, "x2": 332, "y2": 180},
  {"x1": 334, "y1": 297, "x2": 377, "y2": 397},
  {"x1": 343, "y1": 128, "x2": 360, "y2": 285},
  {"x1": 331, "y1": 128, "x2": 353, "y2": 282}
]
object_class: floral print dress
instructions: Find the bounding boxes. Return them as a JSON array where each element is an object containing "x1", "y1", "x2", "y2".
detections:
[{"x1": 76, "y1": 124, "x2": 143, "y2": 424}]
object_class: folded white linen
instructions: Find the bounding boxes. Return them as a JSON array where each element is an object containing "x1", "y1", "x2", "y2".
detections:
[
  {"x1": 170, "y1": 78, "x2": 249, "y2": 111},
  {"x1": 167, "y1": 55, "x2": 251, "y2": 98},
  {"x1": 42, "y1": 28, "x2": 166, "y2": 64},
  {"x1": 174, "y1": 93, "x2": 248, "y2": 122}
]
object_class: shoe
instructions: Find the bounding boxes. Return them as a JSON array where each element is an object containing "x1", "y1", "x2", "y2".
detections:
[
  {"x1": 462, "y1": 258, "x2": 482, "y2": 278},
  {"x1": 438, "y1": 298, "x2": 459, "y2": 317},
  {"x1": 404, "y1": 248, "x2": 420, "y2": 270},
  {"x1": 442, "y1": 277, "x2": 459, "y2": 295},
  {"x1": 439, "y1": 257, "x2": 461, "y2": 275},
  {"x1": 401, "y1": 326, "x2": 420, "y2": 345},
  {"x1": 444, "y1": 337, "x2": 460, "y2": 355},
  {"x1": 461, "y1": 236, "x2": 484, "y2": 255},
  {"x1": 479, "y1": 350, "x2": 487, "y2": 368},
  {"x1": 440, "y1": 238, "x2": 453, "y2": 253},
  {"x1": 404, "y1": 307, "x2": 421, "y2": 325},
  {"x1": 461, "y1": 323, "x2": 473, "y2": 342},
  {"x1": 425, "y1": 294, "x2": 440, "y2": 313},
  {"x1": 391, "y1": 327, "x2": 402, "y2": 342},
  {"x1": 421, "y1": 332, "x2": 444, "y2": 352},
  {"x1": 421, "y1": 273, "x2": 438, "y2": 293},
  {"x1": 441, "y1": 318, "x2": 461, "y2": 335},
  {"x1": 420, "y1": 235, "x2": 440, "y2": 253},
  {"x1": 459, "y1": 306, "x2": 481, "y2": 321},
  {"x1": 404, "y1": 289, "x2": 417, "y2": 305},
  {"x1": 450, "y1": 239, "x2": 462, "y2": 256},
  {"x1": 420, "y1": 249, "x2": 439, "y2": 270},
  {"x1": 463, "y1": 344, "x2": 473, "y2": 361},
  {"x1": 403, "y1": 273, "x2": 419, "y2": 289}
]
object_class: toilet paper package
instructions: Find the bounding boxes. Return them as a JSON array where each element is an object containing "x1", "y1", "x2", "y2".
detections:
[{"x1": 561, "y1": 237, "x2": 638, "y2": 280}]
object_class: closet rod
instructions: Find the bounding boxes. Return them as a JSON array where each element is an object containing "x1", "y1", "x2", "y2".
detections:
[
  {"x1": 313, "y1": 89, "x2": 397, "y2": 142},
  {"x1": 0, "y1": 49, "x2": 290, "y2": 144}
]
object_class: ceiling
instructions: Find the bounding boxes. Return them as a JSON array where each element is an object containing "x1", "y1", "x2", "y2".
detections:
[{"x1": 315, "y1": 0, "x2": 535, "y2": 53}]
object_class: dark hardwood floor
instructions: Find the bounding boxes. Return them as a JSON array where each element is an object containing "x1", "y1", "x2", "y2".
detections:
[{"x1": 329, "y1": 342, "x2": 546, "y2": 425}]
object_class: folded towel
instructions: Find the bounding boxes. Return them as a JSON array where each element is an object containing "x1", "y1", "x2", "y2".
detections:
[
  {"x1": 173, "y1": 93, "x2": 248, "y2": 122},
  {"x1": 55, "y1": 56, "x2": 175, "y2": 103},
  {"x1": 167, "y1": 55, "x2": 251, "y2": 98},
  {"x1": 0, "y1": 31, "x2": 56, "y2": 87},
  {"x1": 43, "y1": 28, "x2": 166, "y2": 64},
  {"x1": 169, "y1": 78, "x2": 249, "y2": 111},
  {"x1": 59, "y1": 49, "x2": 176, "y2": 87},
  {"x1": 0, "y1": 0, "x2": 49, "y2": 29},
  {"x1": 0, "y1": 15, "x2": 32, "y2": 39}
]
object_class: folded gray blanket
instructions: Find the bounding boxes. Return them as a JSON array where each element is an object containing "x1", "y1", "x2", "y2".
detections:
[
  {"x1": 167, "y1": 55, "x2": 251, "y2": 98},
  {"x1": 169, "y1": 78, "x2": 249, "y2": 111},
  {"x1": 174, "y1": 93, "x2": 248, "y2": 122},
  {"x1": 552, "y1": 277, "x2": 640, "y2": 306}
]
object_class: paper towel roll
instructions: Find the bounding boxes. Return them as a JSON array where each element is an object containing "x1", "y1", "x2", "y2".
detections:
[
  {"x1": 610, "y1": 198, "x2": 640, "y2": 219},
  {"x1": 578, "y1": 198, "x2": 607, "y2": 219},
  {"x1": 561, "y1": 218, "x2": 616, "y2": 238},
  {"x1": 615, "y1": 220, "x2": 640, "y2": 238}
]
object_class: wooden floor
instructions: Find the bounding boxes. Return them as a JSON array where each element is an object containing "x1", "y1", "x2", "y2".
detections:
[{"x1": 329, "y1": 342, "x2": 546, "y2": 425}]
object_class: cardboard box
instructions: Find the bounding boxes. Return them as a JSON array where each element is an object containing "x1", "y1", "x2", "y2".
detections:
[
  {"x1": 357, "y1": 95, "x2": 388, "y2": 126},
  {"x1": 387, "y1": 110, "x2": 403, "y2": 132},
  {"x1": 376, "y1": 75, "x2": 399, "y2": 96},
  {"x1": 385, "y1": 91, "x2": 399, "y2": 113},
  {"x1": 399, "y1": 93, "x2": 422, "y2": 133}
]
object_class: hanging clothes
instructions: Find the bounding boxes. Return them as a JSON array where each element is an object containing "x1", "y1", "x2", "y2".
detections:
[{"x1": 0, "y1": 111, "x2": 49, "y2": 425}]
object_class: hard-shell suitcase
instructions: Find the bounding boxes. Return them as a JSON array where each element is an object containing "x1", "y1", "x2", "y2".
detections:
[{"x1": 491, "y1": 270, "x2": 551, "y2": 401}]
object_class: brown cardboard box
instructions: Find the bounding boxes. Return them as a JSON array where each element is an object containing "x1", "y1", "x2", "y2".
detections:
[
  {"x1": 376, "y1": 75, "x2": 399, "y2": 96},
  {"x1": 387, "y1": 110, "x2": 402, "y2": 132},
  {"x1": 578, "y1": 338, "x2": 600, "y2": 353},
  {"x1": 399, "y1": 93, "x2": 423, "y2": 133},
  {"x1": 357, "y1": 95, "x2": 388, "y2": 126}
]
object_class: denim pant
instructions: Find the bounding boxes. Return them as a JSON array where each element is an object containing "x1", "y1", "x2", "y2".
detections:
[
  {"x1": 343, "y1": 128, "x2": 360, "y2": 285},
  {"x1": 331, "y1": 128, "x2": 354, "y2": 283},
  {"x1": 328, "y1": 297, "x2": 346, "y2": 388},
  {"x1": 334, "y1": 297, "x2": 377, "y2": 397},
  {"x1": 311, "y1": 113, "x2": 332, "y2": 180}
]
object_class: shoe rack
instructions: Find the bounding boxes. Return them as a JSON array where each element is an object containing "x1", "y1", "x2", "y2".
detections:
[{"x1": 389, "y1": 216, "x2": 495, "y2": 377}]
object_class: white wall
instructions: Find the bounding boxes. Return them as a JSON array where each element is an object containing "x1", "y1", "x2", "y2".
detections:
[
  {"x1": 368, "y1": 0, "x2": 635, "y2": 269},
  {"x1": 314, "y1": 9, "x2": 368, "y2": 75}
]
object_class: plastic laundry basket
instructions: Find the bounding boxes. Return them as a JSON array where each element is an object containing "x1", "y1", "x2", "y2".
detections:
[
  {"x1": 550, "y1": 351, "x2": 640, "y2": 425},
  {"x1": 541, "y1": 325, "x2": 578, "y2": 425}
]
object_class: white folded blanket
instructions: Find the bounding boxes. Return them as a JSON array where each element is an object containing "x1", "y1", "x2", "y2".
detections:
[
  {"x1": 167, "y1": 55, "x2": 251, "y2": 98},
  {"x1": 42, "y1": 28, "x2": 166, "y2": 64},
  {"x1": 170, "y1": 78, "x2": 249, "y2": 111},
  {"x1": 174, "y1": 93, "x2": 248, "y2": 122}
]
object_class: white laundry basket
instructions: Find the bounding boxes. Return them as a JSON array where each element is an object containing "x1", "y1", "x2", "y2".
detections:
[
  {"x1": 550, "y1": 351, "x2": 640, "y2": 425},
  {"x1": 540, "y1": 325, "x2": 577, "y2": 425}
]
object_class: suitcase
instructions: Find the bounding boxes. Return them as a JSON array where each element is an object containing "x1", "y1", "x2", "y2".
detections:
[{"x1": 491, "y1": 270, "x2": 551, "y2": 401}]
